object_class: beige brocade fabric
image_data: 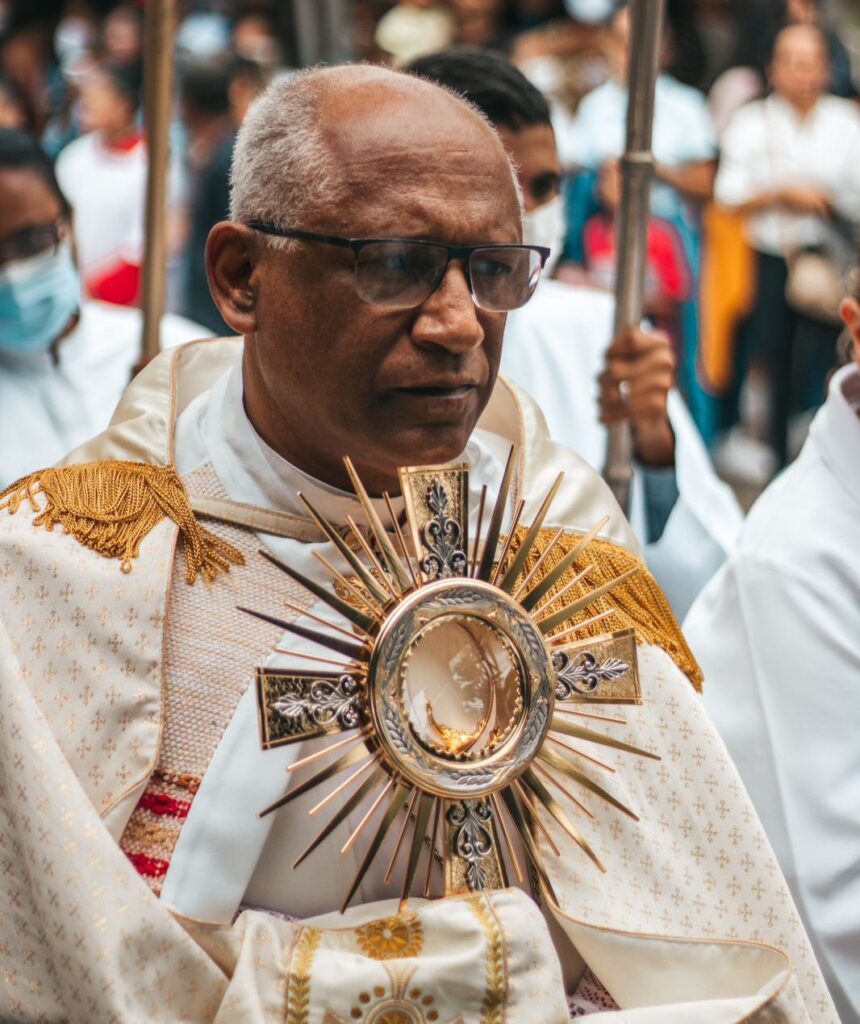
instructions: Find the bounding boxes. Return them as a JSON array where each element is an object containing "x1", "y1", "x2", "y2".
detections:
[
  {"x1": 543, "y1": 644, "x2": 833, "y2": 1022},
  {"x1": 119, "y1": 463, "x2": 312, "y2": 891}
]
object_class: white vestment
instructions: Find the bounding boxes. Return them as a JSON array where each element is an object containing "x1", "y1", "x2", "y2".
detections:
[
  {"x1": 685, "y1": 363, "x2": 860, "y2": 1024},
  {"x1": 0, "y1": 299, "x2": 208, "y2": 488},
  {"x1": 0, "y1": 337, "x2": 836, "y2": 1022},
  {"x1": 502, "y1": 279, "x2": 742, "y2": 617}
]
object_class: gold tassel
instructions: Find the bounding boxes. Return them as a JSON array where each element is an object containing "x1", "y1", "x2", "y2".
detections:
[
  {"x1": 0, "y1": 461, "x2": 244, "y2": 583},
  {"x1": 510, "y1": 527, "x2": 703, "y2": 691}
]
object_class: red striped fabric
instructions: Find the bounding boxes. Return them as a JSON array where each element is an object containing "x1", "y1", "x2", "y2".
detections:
[
  {"x1": 126, "y1": 852, "x2": 169, "y2": 879},
  {"x1": 139, "y1": 791, "x2": 191, "y2": 818}
]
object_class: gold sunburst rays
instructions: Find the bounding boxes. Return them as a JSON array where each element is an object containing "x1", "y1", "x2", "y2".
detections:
[{"x1": 246, "y1": 452, "x2": 660, "y2": 911}]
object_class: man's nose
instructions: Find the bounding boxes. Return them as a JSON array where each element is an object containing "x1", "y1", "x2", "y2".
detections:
[{"x1": 410, "y1": 263, "x2": 485, "y2": 353}]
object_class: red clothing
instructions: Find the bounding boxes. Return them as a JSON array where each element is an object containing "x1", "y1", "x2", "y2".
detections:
[{"x1": 582, "y1": 212, "x2": 691, "y2": 307}]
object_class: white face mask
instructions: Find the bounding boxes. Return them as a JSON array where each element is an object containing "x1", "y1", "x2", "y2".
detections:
[
  {"x1": 522, "y1": 195, "x2": 566, "y2": 279},
  {"x1": 564, "y1": 0, "x2": 619, "y2": 24}
]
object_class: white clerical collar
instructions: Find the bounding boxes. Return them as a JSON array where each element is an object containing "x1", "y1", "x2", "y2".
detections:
[
  {"x1": 202, "y1": 359, "x2": 509, "y2": 532},
  {"x1": 809, "y1": 362, "x2": 860, "y2": 508}
]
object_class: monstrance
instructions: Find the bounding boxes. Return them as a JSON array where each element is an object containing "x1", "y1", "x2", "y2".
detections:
[{"x1": 241, "y1": 449, "x2": 658, "y2": 911}]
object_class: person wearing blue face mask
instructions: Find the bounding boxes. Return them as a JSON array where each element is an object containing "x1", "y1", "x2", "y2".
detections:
[
  {"x1": 0, "y1": 129, "x2": 209, "y2": 489},
  {"x1": 0, "y1": 222, "x2": 81, "y2": 353}
]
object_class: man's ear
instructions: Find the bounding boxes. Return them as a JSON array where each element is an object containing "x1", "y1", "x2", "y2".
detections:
[
  {"x1": 206, "y1": 222, "x2": 259, "y2": 336},
  {"x1": 839, "y1": 297, "x2": 860, "y2": 366}
]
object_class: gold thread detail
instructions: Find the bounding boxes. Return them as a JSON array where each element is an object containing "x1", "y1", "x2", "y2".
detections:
[
  {"x1": 0, "y1": 461, "x2": 244, "y2": 583},
  {"x1": 509, "y1": 527, "x2": 703, "y2": 691},
  {"x1": 285, "y1": 925, "x2": 322, "y2": 1024},
  {"x1": 355, "y1": 913, "x2": 425, "y2": 961},
  {"x1": 467, "y1": 895, "x2": 508, "y2": 1024}
]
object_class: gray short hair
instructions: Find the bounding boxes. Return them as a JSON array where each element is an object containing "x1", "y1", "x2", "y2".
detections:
[
  {"x1": 229, "y1": 67, "x2": 349, "y2": 246},
  {"x1": 229, "y1": 64, "x2": 523, "y2": 248}
]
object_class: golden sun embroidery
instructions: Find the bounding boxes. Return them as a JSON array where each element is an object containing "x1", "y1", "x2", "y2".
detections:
[{"x1": 356, "y1": 914, "x2": 425, "y2": 961}]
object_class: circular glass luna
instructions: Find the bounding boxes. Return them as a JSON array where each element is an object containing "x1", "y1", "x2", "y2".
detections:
[{"x1": 368, "y1": 578, "x2": 555, "y2": 799}]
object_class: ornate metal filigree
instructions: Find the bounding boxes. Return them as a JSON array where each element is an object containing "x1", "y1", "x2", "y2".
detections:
[
  {"x1": 552, "y1": 650, "x2": 629, "y2": 699},
  {"x1": 274, "y1": 673, "x2": 364, "y2": 728},
  {"x1": 257, "y1": 670, "x2": 366, "y2": 749},
  {"x1": 399, "y1": 465, "x2": 469, "y2": 582},
  {"x1": 446, "y1": 799, "x2": 497, "y2": 891},
  {"x1": 550, "y1": 629, "x2": 642, "y2": 705},
  {"x1": 420, "y1": 478, "x2": 467, "y2": 579}
]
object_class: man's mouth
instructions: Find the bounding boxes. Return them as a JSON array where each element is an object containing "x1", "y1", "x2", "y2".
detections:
[
  {"x1": 391, "y1": 379, "x2": 480, "y2": 400},
  {"x1": 399, "y1": 384, "x2": 476, "y2": 398}
]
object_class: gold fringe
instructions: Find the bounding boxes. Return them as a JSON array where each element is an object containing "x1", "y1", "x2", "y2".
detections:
[
  {"x1": 511, "y1": 527, "x2": 703, "y2": 691},
  {"x1": 0, "y1": 460, "x2": 244, "y2": 583}
]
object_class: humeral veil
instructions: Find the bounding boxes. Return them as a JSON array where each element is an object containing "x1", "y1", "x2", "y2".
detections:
[{"x1": 0, "y1": 338, "x2": 837, "y2": 1022}]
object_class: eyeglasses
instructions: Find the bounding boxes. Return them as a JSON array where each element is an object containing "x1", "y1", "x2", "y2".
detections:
[
  {"x1": 246, "y1": 223, "x2": 550, "y2": 313},
  {"x1": 0, "y1": 222, "x2": 64, "y2": 267}
]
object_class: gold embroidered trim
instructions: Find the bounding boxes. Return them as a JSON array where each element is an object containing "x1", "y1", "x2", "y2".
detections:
[
  {"x1": 467, "y1": 895, "x2": 508, "y2": 1024},
  {"x1": 510, "y1": 527, "x2": 703, "y2": 691},
  {"x1": 285, "y1": 926, "x2": 322, "y2": 1024},
  {"x1": 0, "y1": 461, "x2": 244, "y2": 583}
]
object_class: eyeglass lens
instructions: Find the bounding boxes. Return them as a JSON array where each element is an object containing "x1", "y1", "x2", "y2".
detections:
[{"x1": 353, "y1": 241, "x2": 541, "y2": 312}]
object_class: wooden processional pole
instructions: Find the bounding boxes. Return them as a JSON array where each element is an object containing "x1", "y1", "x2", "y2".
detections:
[
  {"x1": 139, "y1": 0, "x2": 177, "y2": 368},
  {"x1": 602, "y1": 0, "x2": 666, "y2": 516}
]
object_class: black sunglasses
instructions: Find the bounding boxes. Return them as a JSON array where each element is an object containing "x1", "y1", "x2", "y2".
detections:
[{"x1": 246, "y1": 223, "x2": 550, "y2": 313}]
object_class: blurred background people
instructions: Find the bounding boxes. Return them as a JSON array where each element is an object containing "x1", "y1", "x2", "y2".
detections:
[
  {"x1": 710, "y1": 0, "x2": 858, "y2": 135},
  {"x1": 100, "y1": 2, "x2": 143, "y2": 69},
  {"x1": 409, "y1": 46, "x2": 742, "y2": 616},
  {"x1": 178, "y1": 54, "x2": 265, "y2": 333},
  {"x1": 553, "y1": 3, "x2": 719, "y2": 439},
  {"x1": 0, "y1": 129, "x2": 206, "y2": 488},
  {"x1": 0, "y1": 0, "x2": 855, "y2": 505},
  {"x1": 684, "y1": 275, "x2": 860, "y2": 1024},
  {"x1": 374, "y1": 0, "x2": 455, "y2": 65},
  {"x1": 715, "y1": 23, "x2": 860, "y2": 471},
  {"x1": 55, "y1": 59, "x2": 147, "y2": 306}
]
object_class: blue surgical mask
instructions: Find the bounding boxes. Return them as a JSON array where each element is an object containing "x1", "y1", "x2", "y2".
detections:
[{"x1": 0, "y1": 241, "x2": 81, "y2": 353}]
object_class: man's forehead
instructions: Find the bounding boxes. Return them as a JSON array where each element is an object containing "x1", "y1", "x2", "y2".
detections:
[
  {"x1": 325, "y1": 83, "x2": 504, "y2": 170},
  {"x1": 315, "y1": 79, "x2": 520, "y2": 238}
]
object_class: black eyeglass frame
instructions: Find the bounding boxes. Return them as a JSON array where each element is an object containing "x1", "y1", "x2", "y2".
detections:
[{"x1": 245, "y1": 221, "x2": 551, "y2": 311}]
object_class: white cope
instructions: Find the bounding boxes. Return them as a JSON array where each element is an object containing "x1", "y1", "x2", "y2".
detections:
[{"x1": 685, "y1": 363, "x2": 860, "y2": 1024}]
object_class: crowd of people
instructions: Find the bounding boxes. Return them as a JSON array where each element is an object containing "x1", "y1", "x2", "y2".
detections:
[
  {"x1": 0, "y1": 1, "x2": 858, "y2": 1022},
  {"x1": 0, "y1": 0, "x2": 857, "y2": 481}
]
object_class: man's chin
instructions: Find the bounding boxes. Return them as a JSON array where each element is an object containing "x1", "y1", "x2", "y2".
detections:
[
  {"x1": 370, "y1": 423, "x2": 475, "y2": 479},
  {"x1": 394, "y1": 433, "x2": 472, "y2": 469}
]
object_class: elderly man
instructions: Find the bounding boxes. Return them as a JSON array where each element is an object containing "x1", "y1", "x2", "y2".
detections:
[
  {"x1": 407, "y1": 47, "x2": 742, "y2": 617},
  {"x1": 0, "y1": 66, "x2": 835, "y2": 1022},
  {"x1": 685, "y1": 289, "x2": 860, "y2": 1023}
]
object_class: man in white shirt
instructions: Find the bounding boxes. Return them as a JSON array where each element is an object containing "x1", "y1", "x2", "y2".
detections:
[
  {"x1": 684, "y1": 290, "x2": 860, "y2": 1023},
  {"x1": 715, "y1": 24, "x2": 860, "y2": 467},
  {"x1": 408, "y1": 47, "x2": 741, "y2": 616},
  {"x1": 0, "y1": 129, "x2": 207, "y2": 488}
]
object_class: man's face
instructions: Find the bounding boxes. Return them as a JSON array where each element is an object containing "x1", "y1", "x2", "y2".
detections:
[
  {"x1": 770, "y1": 28, "x2": 829, "y2": 110},
  {"x1": 496, "y1": 123, "x2": 561, "y2": 213},
  {"x1": 236, "y1": 83, "x2": 522, "y2": 493}
]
